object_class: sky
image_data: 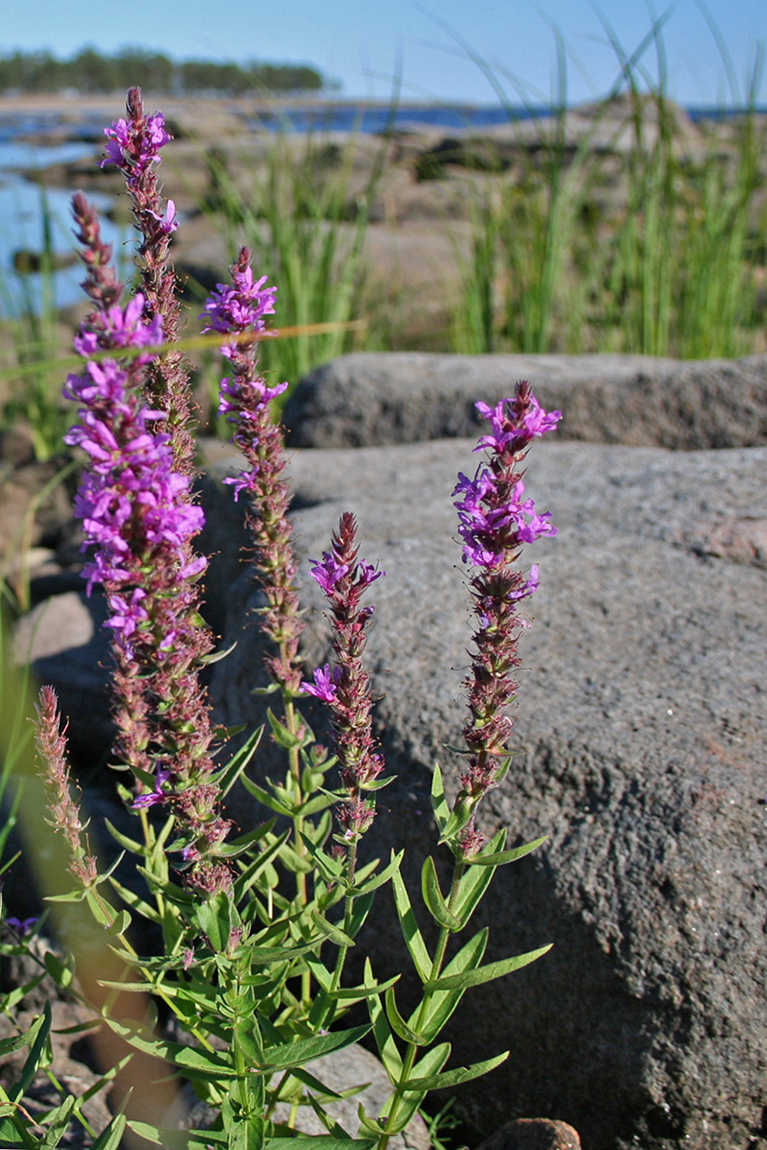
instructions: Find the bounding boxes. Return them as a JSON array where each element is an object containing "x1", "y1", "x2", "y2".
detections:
[{"x1": 1, "y1": 0, "x2": 765, "y2": 107}]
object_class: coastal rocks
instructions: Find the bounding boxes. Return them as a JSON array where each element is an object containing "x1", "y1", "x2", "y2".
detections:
[
  {"x1": 282, "y1": 351, "x2": 767, "y2": 451},
  {"x1": 206, "y1": 435, "x2": 767, "y2": 1150}
]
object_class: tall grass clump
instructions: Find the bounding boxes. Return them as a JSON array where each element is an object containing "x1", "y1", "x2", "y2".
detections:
[
  {"x1": 202, "y1": 126, "x2": 389, "y2": 395},
  {"x1": 0, "y1": 190, "x2": 74, "y2": 460},
  {"x1": 450, "y1": 14, "x2": 767, "y2": 359}
]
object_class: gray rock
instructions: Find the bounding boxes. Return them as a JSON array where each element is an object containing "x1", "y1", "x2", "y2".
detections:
[
  {"x1": 207, "y1": 437, "x2": 767, "y2": 1150},
  {"x1": 272, "y1": 1044, "x2": 429, "y2": 1150},
  {"x1": 282, "y1": 351, "x2": 767, "y2": 452},
  {"x1": 13, "y1": 590, "x2": 115, "y2": 761}
]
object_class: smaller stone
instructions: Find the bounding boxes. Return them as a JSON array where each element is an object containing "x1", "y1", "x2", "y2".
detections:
[{"x1": 475, "y1": 1117, "x2": 581, "y2": 1150}]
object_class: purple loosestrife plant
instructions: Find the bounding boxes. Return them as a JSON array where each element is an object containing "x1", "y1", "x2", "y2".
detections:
[
  {"x1": 65, "y1": 194, "x2": 232, "y2": 896},
  {"x1": 18, "y1": 93, "x2": 561, "y2": 1150}
]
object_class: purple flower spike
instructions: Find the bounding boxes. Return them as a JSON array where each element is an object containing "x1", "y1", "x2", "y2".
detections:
[
  {"x1": 204, "y1": 247, "x2": 304, "y2": 697},
  {"x1": 302, "y1": 664, "x2": 341, "y2": 702},
  {"x1": 452, "y1": 381, "x2": 559, "y2": 854}
]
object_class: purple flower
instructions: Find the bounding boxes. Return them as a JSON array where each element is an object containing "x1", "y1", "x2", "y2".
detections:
[
  {"x1": 131, "y1": 764, "x2": 173, "y2": 810},
  {"x1": 474, "y1": 395, "x2": 561, "y2": 454},
  {"x1": 102, "y1": 111, "x2": 172, "y2": 174},
  {"x1": 5, "y1": 917, "x2": 38, "y2": 936},
  {"x1": 201, "y1": 269, "x2": 277, "y2": 338},
  {"x1": 310, "y1": 552, "x2": 350, "y2": 595},
  {"x1": 302, "y1": 664, "x2": 341, "y2": 702},
  {"x1": 148, "y1": 199, "x2": 178, "y2": 235}
]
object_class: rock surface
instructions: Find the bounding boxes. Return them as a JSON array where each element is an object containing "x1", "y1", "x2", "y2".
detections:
[
  {"x1": 206, "y1": 436, "x2": 767, "y2": 1150},
  {"x1": 282, "y1": 351, "x2": 767, "y2": 451}
]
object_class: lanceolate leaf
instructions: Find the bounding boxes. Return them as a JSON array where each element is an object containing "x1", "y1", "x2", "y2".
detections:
[
  {"x1": 430, "y1": 763, "x2": 450, "y2": 834},
  {"x1": 451, "y1": 831, "x2": 506, "y2": 928},
  {"x1": 421, "y1": 856, "x2": 460, "y2": 932},
  {"x1": 365, "y1": 959, "x2": 402, "y2": 1080},
  {"x1": 384, "y1": 986, "x2": 425, "y2": 1045},
  {"x1": 416, "y1": 928, "x2": 488, "y2": 1043},
  {"x1": 266, "y1": 1140, "x2": 375, "y2": 1150},
  {"x1": 127, "y1": 1123, "x2": 226, "y2": 1148},
  {"x1": 391, "y1": 866, "x2": 432, "y2": 983},
  {"x1": 379, "y1": 1043, "x2": 451, "y2": 1134},
  {"x1": 104, "y1": 1018, "x2": 236, "y2": 1080},
  {"x1": 90, "y1": 1114, "x2": 128, "y2": 1150},
  {"x1": 259, "y1": 1024, "x2": 371, "y2": 1072},
  {"x1": 402, "y1": 1049, "x2": 509, "y2": 1091},
  {"x1": 426, "y1": 944, "x2": 552, "y2": 991},
  {"x1": 464, "y1": 835, "x2": 548, "y2": 867}
]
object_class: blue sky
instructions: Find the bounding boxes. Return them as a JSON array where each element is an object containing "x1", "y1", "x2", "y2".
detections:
[{"x1": 1, "y1": 0, "x2": 765, "y2": 106}]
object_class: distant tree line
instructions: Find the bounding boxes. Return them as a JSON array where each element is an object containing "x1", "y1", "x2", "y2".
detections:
[{"x1": 0, "y1": 47, "x2": 327, "y2": 94}]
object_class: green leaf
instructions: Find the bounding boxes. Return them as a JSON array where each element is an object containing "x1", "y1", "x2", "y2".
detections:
[
  {"x1": 259, "y1": 1024, "x2": 371, "y2": 1072},
  {"x1": 106, "y1": 909, "x2": 132, "y2": 936},
  {"x1": 233, "y1": 829, "x2": 291, "y2": 901},
  {"x1": 437, "y1": 797, "x2": 474, "y2": 845},
  {"x1": 40, "y1": 1094, "x2": 75, "y2": 1147},
  {"x1": 195, "y1": 891, "x2": 240, "y2": 952},
  {"x1": 0, "y1": 1010, "x2": 46, "y2": 1057},
  {"x1": 430, "y1": 763, "x2": 450, "y2": 834},
  {"x1": 311, "y1": 910, "x2": 355, "y2": 948},
  {"x1": 104, "y1": 818, "x2": 146, "y2": 856},
  {"x1": 417, "y1": 928, "x2": 488, "y2": 1044},
  {"x1": 90, "y1": 1114, "x2": 128, "y2": 1150},
  {"x1": 451, "y1": 830, "x2": 506, "y2": 928},
  {"x1": 266, "y1": 1140, "x2": 374, "y2": 1150},
  {"x1": 421, "y1": 856, "x2": 460, "y2": 932},
  {"x1": 266, "y1": 708, "x2": 306, "y2": 751},
  {"x1": 297, "y1": 793, "x2": 338, "y2": 817},
  {"x1": 216, "y1": 822, "x2": 279, "y2": 859},
  {"x1": 107, "y1": 877, "x2": 162, "y2": 924},
  {"x1": 298, "y1": 836, "x2": 344, "y2": 882},
  {"x1": 384, "y1": 986, "x2": 425, "y2": 1045},
  {"x1": 127, "y1": 1123, "x2": 227, "y2": 1148},
  {"x1": 329, "y1": 972, "x2": 400, "y2": 1001},
  {"x1": 104, "y1": 1018, "x2": 237, "y2": 1081},
  {"x1": 217, "y1": 724, "x2": 265, "y2": 797},
  {"x1": 364, "y1": 959, "x2": 402, "y2": 1080},
  {"x1": 379, "y1": 1043, "x2": 451, "y2": 1133},
  {"x1": 464, "y1": 835, "x2": 548, "y2": 867},
  {"x1": 352, "y1": 850, "x2": 403, "y2": 897},
  {"x1": 346, "y1": 891, "x2": 375, "y2": 940},
  {"x1": 11, "y1": 1001, "x2": 51, "y2": 1102},
  {"x1": 402, "y1": 1049, "x2": 509, "y2": 1092},
  {"x1": 391, "y1": 866, "x2": 432, "y2": 984},
  {"x1": 427, "y1": 944, "x2": 552, "y2": 991},
  {"x1": 239, "y1": 777, "x2": 293, "y2": 817}
]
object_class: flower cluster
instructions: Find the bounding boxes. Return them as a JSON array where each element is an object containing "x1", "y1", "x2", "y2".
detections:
[
  {"x1": 102, "y1": 87, "x2": 194, "y2": 475},
  {"x1": 64, "y1": 194, "x2": 232, "y2": 896},
  {"x1": 202, "y1": 248, "x2": 302, "y2": 694},
  {"x1": 452, "y1": 382, "x2": 560, "y2": 857},
  {"x1": 305, "y1": 513, "x2": 385, "y2": 843},
  {"x1": 35, "y1": 686, "x2": 98, "y2": 887}
]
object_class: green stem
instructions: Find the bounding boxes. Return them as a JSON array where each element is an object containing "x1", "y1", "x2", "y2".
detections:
[{"x1": 376, "y1": 858, "x2": 466, "y2": 1150}]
